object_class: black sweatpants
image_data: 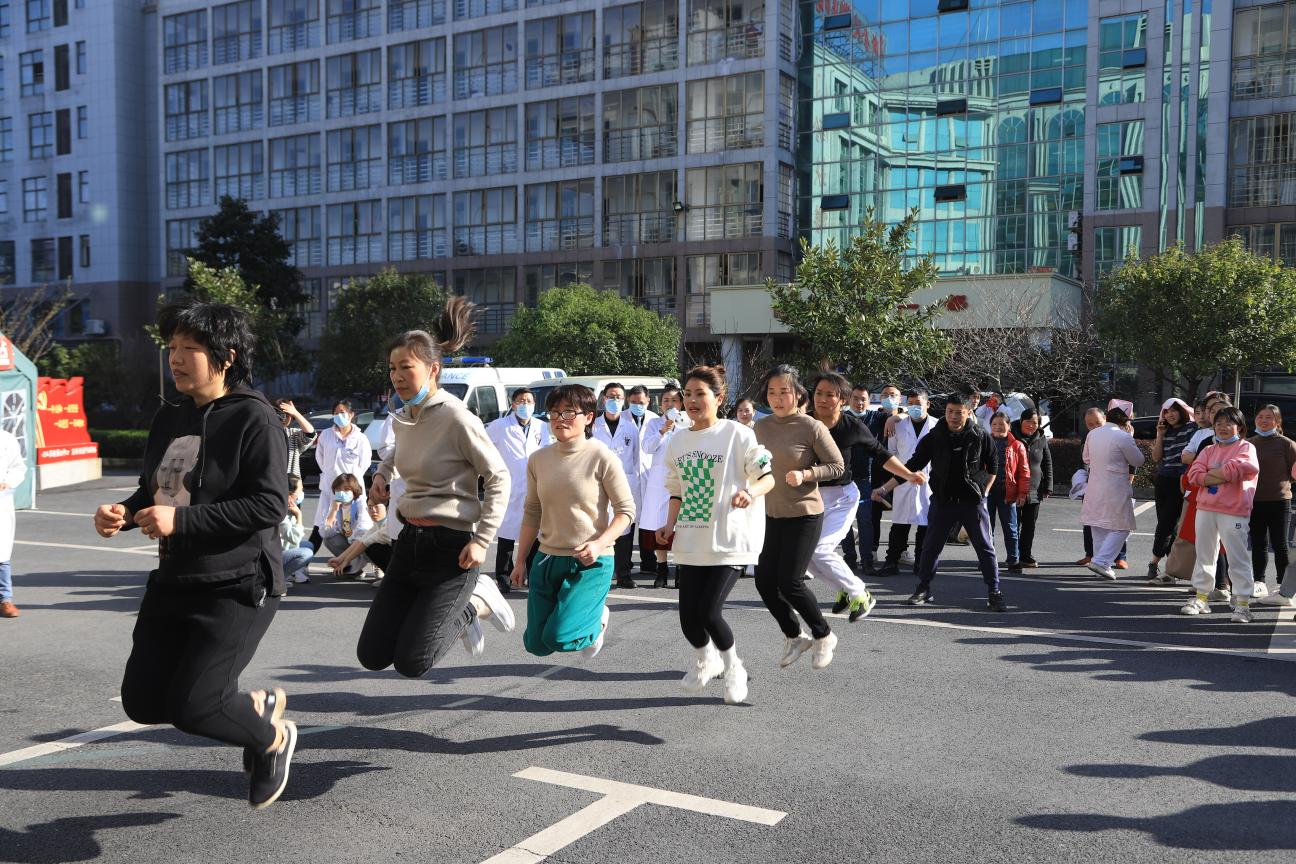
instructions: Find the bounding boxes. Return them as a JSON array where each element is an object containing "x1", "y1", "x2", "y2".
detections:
[
  {"x1": 494, "y1": 537, "x2": 538, "y2": 580},
  {"x1": 613, "y1": 528, "x2": 635, "y2": 579},
  {"x1": 1152, "y1": 473, "x2": 1186, "y2": 559},
  {"x1": 756, "y1": 514, "x2": 830, "y2": 639},
  {"x1": 120, "y1": 574, "x2": 279, "y2": 752},
  {"x1": 678, "y1": 565, "x2": 742, "y2": 650},
  {"x1": 886, "y1": 523, "x2": 927, "y2": 568},
  {"x1": 1251, "y1": 499, "x2": 1291, "y2": 585},
  {"x1": 1018, "y1": 502, "x2": 1041, "y2": 562},
  {"x1": 357, "y1": 524, "x2": 477, "y2": 678}
]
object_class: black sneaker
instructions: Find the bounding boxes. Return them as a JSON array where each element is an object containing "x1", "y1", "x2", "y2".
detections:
[
  {"x1": 653, "y1": 571, "x2": 667, "y2": 589},
  {"x1": 243, "y1": 688, "x2": 288, "y2": 773},
  {"x1": 1005, "y1": 561, "x2": 1023, "y2": 574},
  {"x1": 987, "y1": 592, "x2": 1008, "y2": 612},
  {"x1": 617, "y1": 574, "x2": 637, "y2": 589},
  {"x1": 907, "y1": 589, "x2": 934, "y2": 606},
  {"x1": 878, "y1": 562, "x2": 900, "y2": 577},
  {"x1": 831, "y1": 591, "x2": 850, "y2": 614},
  {"x1": 860, "y1": 562, "x2": 876, "y2": 576},
  {"x1": 670, "y1": 566, "x2": 680, "y2": 589},
  {"x1": 249, "y1": 720, "x2": 297, "y2": 810}
]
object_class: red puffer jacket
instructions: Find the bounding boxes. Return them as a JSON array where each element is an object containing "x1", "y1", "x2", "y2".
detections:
[{"x1": 1001, "y1": 432, "x2": 1031, "y2": 503}]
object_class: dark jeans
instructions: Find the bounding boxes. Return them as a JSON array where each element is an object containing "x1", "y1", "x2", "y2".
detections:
[
  {"x1": 357, "y1": 524, "x2": 478, "y2": 678},
  {"x1": 495, "y1": 537, "x2": 538, "y2": 580},
  {"x1": 1251, "y1": 499, "x2": 1291, "y2": 585},
  {"x1": 1083, "y1": 526, "x2": 1126, "y2": 562},
  {"x1": 886, "y1": 523, "x2": 926, "y2": 567},
  {"x1": 121, "y1": 573, "x2": 280, "y2": 752},
  {"x1": 1018, "y1": 501, "x2": 1041, "y2": 562},
  {"x1": 987, "y1": 490, "x2": 1019, "y2": 563},
  {"x1": 916, "y1": 499, "x2": 1001, "y2": 595},
  {"x1": 841, "y1": 478, "x2": 874, "y2": 568},
  {"x1": 678, "y1": 565, "x2": 742, "y2": 651},
  {"x1": 871, "y1": 493, "x2": 884, "y2": 552},
  {"x1": 1152, "y1": 473, "x2": 1186, "y2": 558},
  {"x1": 756, "y1": 514, "x2": 830, "y2": 639}
]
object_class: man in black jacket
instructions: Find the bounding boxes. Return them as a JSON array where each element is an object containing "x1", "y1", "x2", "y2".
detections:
[{"x1": 874, "y1": 392, "x2": 1008, "y2": 612}]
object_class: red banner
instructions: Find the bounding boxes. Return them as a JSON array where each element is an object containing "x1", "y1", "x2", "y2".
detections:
[{"x1": 36, "y1": 377, "x2": 99, "y2": 465}]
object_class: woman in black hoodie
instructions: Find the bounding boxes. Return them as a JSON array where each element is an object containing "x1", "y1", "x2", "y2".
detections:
[
  {"x1": 1011, "y1": 408, "x2": 1053, "y2": 568},
  {"x1": 94, "y1": 301, "x2": 296, "y2": 810}
]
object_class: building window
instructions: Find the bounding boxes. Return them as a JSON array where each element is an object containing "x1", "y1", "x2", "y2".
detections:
[
  {"x1": 22, "y1": 176, "x2": 46, "y2": 222},
  {"x1": 388, "y1": 116, "x2": 447, "y2": 184},
  {"x1": 1233, "y1": 2, "x2": 1296, "y2": 99},
  {"x1": 56, "y1": 171, "x2": 71, "y2": 217},
  {"x1": 0, "y1": 117, "x2": 12, "y2": 162},
  {"x1": 388, "y1": 194, "x2": 448, "y2": 260},
  {"x1": 1098, "y1": 13, "x2": 1147, "y2": 105},
  {"x1": 269, "y1": 60, "x2": 320, "y2": 126},
  {"x1": 31, "y1": 238, "x2": 55, "y2": 282},
  {"x1": 455, "y1": 0, "x2": 515, "y2": 20},
  {"x1": 26, "y1": 0, "x2": 49, "y2": 33},
  {"x1": 56, "y1": 235, "x2": 72, "y2": 280},
  {"x1": 79, "y1": 234, "x2": 89, "y2": 268},
  {"x1": 214, "y1": 71, "x2": 264, "y2": 134},
  {"x1": 55, "y1": 108, "x2": 70, "y2": 155},
  {"x1": 0, "y1": 242, "x2": 14, "y2": 286},
  {"x1": 54, "y1": 43, "x2": 68, "y2": 90},
  {"x1": 525, "y1": 96, "x2": 594, "y2": 171},
  {"x1": 524, "y1": 261, "x2": 591, "y2": 304},
  {"x1": 53, "y1": 0, "x2": 65, "y2": 26},
  {"x1": 686, "y1": 253, "x2": 761, "y2": 294},
  {"x1": 0, "y1": 56, "x2": 5, "y2": 101},
  {"x1": 1096, "y1": 121, "x2": 1144, "y2": 210},
  {"x1": 326, "y1": 49, "x2": 381, "y2": 118},
  {"x1": 1231, "y1": 112, "x2": 1296, "y2": 208},
  {"x1": 1094, "y1": 226, "x2": 1141, "y2": 283},
  {"x1": 28, "y1": 112, "x2": 53, "y2": 159},
  {"x1": 604, "y1": 170, "x2": 675, "y2": 245},
  {"x1": 166, "y1": 217, "x2": 204, "y2": 276},
  {"x1": 453, "y1": 25, "x2": 517, "y2": 100},
  {"x1": 326, "y1": 0, "x2": 380, "y2": 44},
  {"x1": 686, "y1": 72, "x2": 763, "y2": 153},
  {"x1": 685, "y1": 162, "x2": 762, "y2": 240},
  {"x1": 525, "y1": 179, "x2": 593, "y2": 252},
  {"x1": 453, "y1": 186, "x2": 518, "y2": 255},
  {"x1": 273, "y1": 206, "x2": 322, "y2": 267},
  {"x1": 453, "y1": 267, "x2": 516, "y2": 336},
  {"x1": 163, "y1": 10, "x2": 208, "y2": 74},
  {"x1": 165, "y1": 148, "x2": 209, "y2": 209},
  {"x1": 269, "y1": 133, "x2": 322, "y2": 197},
  {"x1": 388, "y1": 38, "x2": 447, "y2": 109},
  {"x1": 75, "y1": 39, "x2": 85, "y2": 74},
  {"x1": 77, "y1": 169, "x2": 88, "y2": 203},
  {"x1": 604, "y1": 0, "x2": 678, "y2": 79},
  {"x1": 213, "y1": 0, "x2": 262, "y2": 65},
  {"x1": 0, "y1": 0, "x2": 9, "y2": 38},
  {"x1": 0, "y1": 179, "x2": 6, "y2": 214},
  {"x1": 687, "y1": 0, "x2": 763, "y2": 66},
  {"x1": 604, "y1": 258, "x2": 675, "y2": 317},
  {"x1": 214, "y1": 141, "x2": 264, "y2": 201},
  {"x1": 452, "y1": 107, "x2": 517, "y2": 178},
  {"x1": 268, "y1": 0, "x2": 320, "y2": 54},
  {"x1": 19, "y1": 49, "x2": 43, "y2": 96},
  {"x1": 523, "y1": 13, "x2": 594, "y2": 90},
  {"x1": 604, "y1": 84, "x2": 677, "y2": 163},
  {"x1": 76, "y1": 105, "x2": 87, "y2": 139},
  {"x1": 165, "y1": 80, "x2": 210, "y2": 142},
  {"x1": 389, "y1": 0, "x2": 445, "y2": 31},
  {"x1": 1236, "y1": 222, "x2": 1296, "y2": 264},
  {"x1": 326, "y1": 199, "x2": 382, "y2": 264},
  {"x1": 326, "y1": 124, "x2": 382, "y2": 191}
]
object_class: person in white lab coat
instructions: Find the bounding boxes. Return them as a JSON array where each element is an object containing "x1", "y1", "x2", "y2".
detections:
[
  {"x1": 879, "y1": 389, "x2": 938, "y2": 576},
  {"x1": 486, "y1": 387, "x2": 550, "y2": 593},
  {"x1": 640, "y1": 384, "x2": 688, "y2": 588},
  {"x1": 592, "y1": 382, "x2": 641, "y2": 589},
  {"x1": 309, "y1": 399, "x2": 373, "y2": 551},
  {"x1": 0, "y1": 427, "x2": 28, "y2": 618},
  {"x1": 626, "y1": 384, "x2": 661, "y2": 579}
]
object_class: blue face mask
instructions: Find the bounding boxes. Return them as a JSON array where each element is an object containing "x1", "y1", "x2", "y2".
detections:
[
  {"x1": 1215, "y1": 434, "x2": 1240, "y2": 445},
  {"x1": 333, "y1": 412, "x2": 350, "y2": 428},
  {"x1": 293, "y1": 492, "x2": 304, "y2": 506},
  {"x1": 1256, "y1": 427, "x2": 1278, "y2": 437},
  {"x1": 605, "y1": 398, "x2": 622, "y2": 416},
  {"x1": 881, "y1": 397, "x2": 899, "y2": 412},
  {"x1": 515, "y1": 402, "x2": 534, "y2": 421},
  {"x1": 404, "y1": 378, "x2": 431, "y2": 408},
  {"x1": 665, "y1": 407, "x2": 683, "y2": 423},
  {"x1": 629, "y1": 402, "x2": 646, "y2": 418},
  {"x1": 334, "y1": 490, "x2": 354, "y2": 504},
  {"x1": 907, "y1": 405, "x2": 925, "y2": 420}
]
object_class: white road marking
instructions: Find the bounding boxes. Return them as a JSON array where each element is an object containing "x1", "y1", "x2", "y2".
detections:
[
  {"x1": 1133, "y1": 501, "x2": 1156, "y2": 516},
  {"x1": 482, "y1": 767, "x2": 785, "y2": 864},
  {"x1": 0, "y1": 721, "x2": 149, "y2": 768},
  {"x1": 23, "y1": 509, "x2": 90, "y2": 518},
  {"x1": 14, "y1": 540, "x2": 157, "y2": 556},
  {"x1": 1052, "y1": 528, "x2": 1154, "y2": 537}
]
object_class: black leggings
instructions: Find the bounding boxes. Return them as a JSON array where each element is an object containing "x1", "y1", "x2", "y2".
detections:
[
  {"x1": 1018, "y1": 502, "x2": 1041, "y2": 561},
  {"x1": 121, "y1": 574, "x2": 279, "y2": 752},
  {"x1": 1152, "y1": 473, "x2": 1186, "y2": 558},
  {"x1": 1251, "y1": 499, "x2": 1291, "y2": 585},
  {"x1": 756, "y1": 514, "x2": 830, "y2": 640},
  {"x1": 678, "y1": 565, "x2": 742, "y2": 650},
  {"x1": 357, "y1": 525, "x2": 477, "y2": 678},
  {"x1": 613, "y1": 527, "x2": 635, "y2": 579},
  {"x1": 495, "y1": 537, "x2": 538, "y2": 579}
]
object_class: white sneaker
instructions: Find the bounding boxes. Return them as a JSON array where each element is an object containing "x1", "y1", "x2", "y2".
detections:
[
  {"x1": 1180, "y1": 597, "x2": 1211, "y2": 616},
  {"x1": 723, "y1": 660, "x2": 749, "y2": 705},
  {"x1": 1257, "y1": 592, "x2": 1296, "y2": 607},
  {"x1": 1253, "y1": 582, "x2": 1270, "y2": 598},
  {"x1": 473, "y1": 573, "x2": 515, "y2": 633},
  {"x1": 900, "y1": 550, "x2": 915, "y2": 565},
  {"x1": 1231, "y1": 605, "x2": 1255, "y2": 623},
  {"x1": 778, "y1": 632, "x2": 814, "y2": 668},
  {"x1": 1208, "y1": 588, "x2": 1232, "y2": 602},
  {"x1": 461, "y1": 616, "x2": 485, "y2": 657},
  {"x1": 581, "y1": 606, "x2": 610, "y2": 659},
  {"x1": 287, "y1": 571, "x2": 311, "y2": 584},
  {"x1": 811, "y1": 632, "x2": 838, "y2": 670},
  {"x1": 681, "y1": 644, "x2": 724, "y2": 693},
  {"x1": 1085, "y1": 561, "x2": 1117, "y2": 581}
]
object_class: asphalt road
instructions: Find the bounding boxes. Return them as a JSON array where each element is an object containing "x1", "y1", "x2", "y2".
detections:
[{"x1": 2, "y1": 474, "x2": 1294, "y2": 863}]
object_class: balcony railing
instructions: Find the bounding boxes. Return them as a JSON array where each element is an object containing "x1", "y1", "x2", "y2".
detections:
[
  {"x1": 687, "y1": 23, "x2": 764, "y2": 65},
  {"x1": 603, "y1": 36, "x2": 678, "y2": 79},
  {"x1": 685, "y1": 205, "x2": 762, "y2": 240},
  {"x1": 686, "y1": 114, "x2": 763, "y2": 153},
  {"x1": 388, "y1": 74, "x2": 447, "y2": 109},
  {"x1": 525, "y1": 217, "x2": 593, "y2": 252},
  {"x1": 525, "y1": 49, "x2": 595, "y2": 89},
  {"x1": 603, "y1": 211, "x2": 676, "y2": 245},
  {"x1": 454, "y1": 64, "x2": 518, "y2": 99},
  {"x1": 525, "y1": 133, "x2": 595, "y2": 170},
  {"x1": 604, "y1": 126, "x2": 677, "y2": 163}
]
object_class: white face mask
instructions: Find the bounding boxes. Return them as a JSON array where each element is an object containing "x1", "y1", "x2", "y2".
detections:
[{"x1": 665, "y1": 407, "x2": 683, "y2": 423}]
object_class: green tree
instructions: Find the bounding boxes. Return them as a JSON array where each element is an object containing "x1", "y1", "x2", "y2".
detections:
[
  {"x1": 766, "y1": 209, "x2": 952, "y2": 383},
  {"x1": 185, "y1": 196, "x2": 307, "y2": 375},
  {"x1": 1098, "y1": 238, "x2": 1296, "y2": 400},
  {"x1": 494, "y1": 283, "x2": 681, "y2": 376},
  {"x1": 314, "y1": 269, "x2": 450, "y2": 397},
  {"x1": 41, "y1": 340, "x2": 159, "y2": 425}
]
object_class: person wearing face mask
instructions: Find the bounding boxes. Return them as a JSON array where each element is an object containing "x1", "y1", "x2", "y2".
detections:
[
  {"x1": 486, "y1": 388, "x2": 551, "y2": 595},
  {"x1": 1146, "y1": 398, "x2": 1197, "y2": 583},
  {"x1": 1010, "y1": 408, "x2": 1052, "y2": 568},
  {"x1": 640, "y1": 384, "x2": 688, "y2": 588},
  {"x1": 1080, "y1": 399, "x2": 1146, "y2": 581},
  {"x1": 280, "y1": 475, "x2": 312, "y2": 585},
  {"x1": 626, "y1": 385, "x2": 661, "y2": 579},
  {"x1": 321, "y1": 474, "x2": 374, "y2": 579},
  {"x1": 838, "y1": 384, "x2": 881, "y2": 573},
  {"x1": 309, "y1": 399, "x2": 373, "y2": 553},
  {"x1": 1182, "y1": 406, "x2": 1260, "y2": 622},
  {"x1": 592, "y1": 383, "x2": 642, "y2": 589},
  {"x1": 327, "y1": 478, "x2": 406, "y2": 583},
  {"x1": 877, "y1": 389, "x2": 938, "y2": 577},
  {"x1": 1247, "y1": 404, "x2": 1296, "y2": 606}
]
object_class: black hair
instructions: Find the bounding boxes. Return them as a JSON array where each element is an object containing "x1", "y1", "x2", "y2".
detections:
[
  {"x1": 601, "y1": 381, "x2": 626, "y2": 398},
  {"x1": 945, "y1": 392, "x2": 968, "y2": 407},
  {"x1": 757, "y1": 364, "x2": 808, "y2": 408},
  {"x1": 332, "y1": 398, "x2": 353, "y2": 413},
  {"x1": 1213, "y1": 405, "x2": 1248, "y2": 436},
  {"x1": 1018, "y1": 407, "x2": 1040, "y2": 423},
  {"x1": 850, "y1": 383, "x2": 869, "y2": 394},
  {"x1": 547, "y1": 383, "x2": 597, "y2": 416},
  {"x1": 661, "y1": 383, "x2": 682, "y2": 398},
  {"x1": 906, "y1": 388, "x2": 929, "y2": 401},
  {"x1": 158, "y1": 300, "x2": 256, "y2": 389},
  {"x1": 511, "y1": 387, "x2": 534, "y2": 403},
  {"x1": 627, "y1": 384, "x2": 650, "y2": 398},
  {"x1": 287, "y1": 473, "x2": 302, "y2": 492},
  {"x1": 811, "y1": 372, "x2": 851, "y2": 401},
  {"x1": 1257, "y1": 403, "x2": 1284, "y2": 433},
  {"x1": 386, "y1": 295, "x2": 478, "y2": 382},
  {"x1": 1107, "y1": 406, "x2": 1131, "y2": 426}
]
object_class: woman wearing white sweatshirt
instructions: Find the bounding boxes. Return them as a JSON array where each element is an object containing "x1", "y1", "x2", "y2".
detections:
[{"x1": 656, "y1": 365, "x2": 774, "y2": 705}]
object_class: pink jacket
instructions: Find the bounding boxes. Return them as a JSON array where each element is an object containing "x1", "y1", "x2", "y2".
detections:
[{"x1": 1187, "y1": 439, "x2": 1260, "y2": 517}]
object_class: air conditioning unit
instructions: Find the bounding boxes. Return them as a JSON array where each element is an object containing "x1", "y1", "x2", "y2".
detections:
[{"x1": 83, "y1": 318, "x2": 108, "y2": 336}]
